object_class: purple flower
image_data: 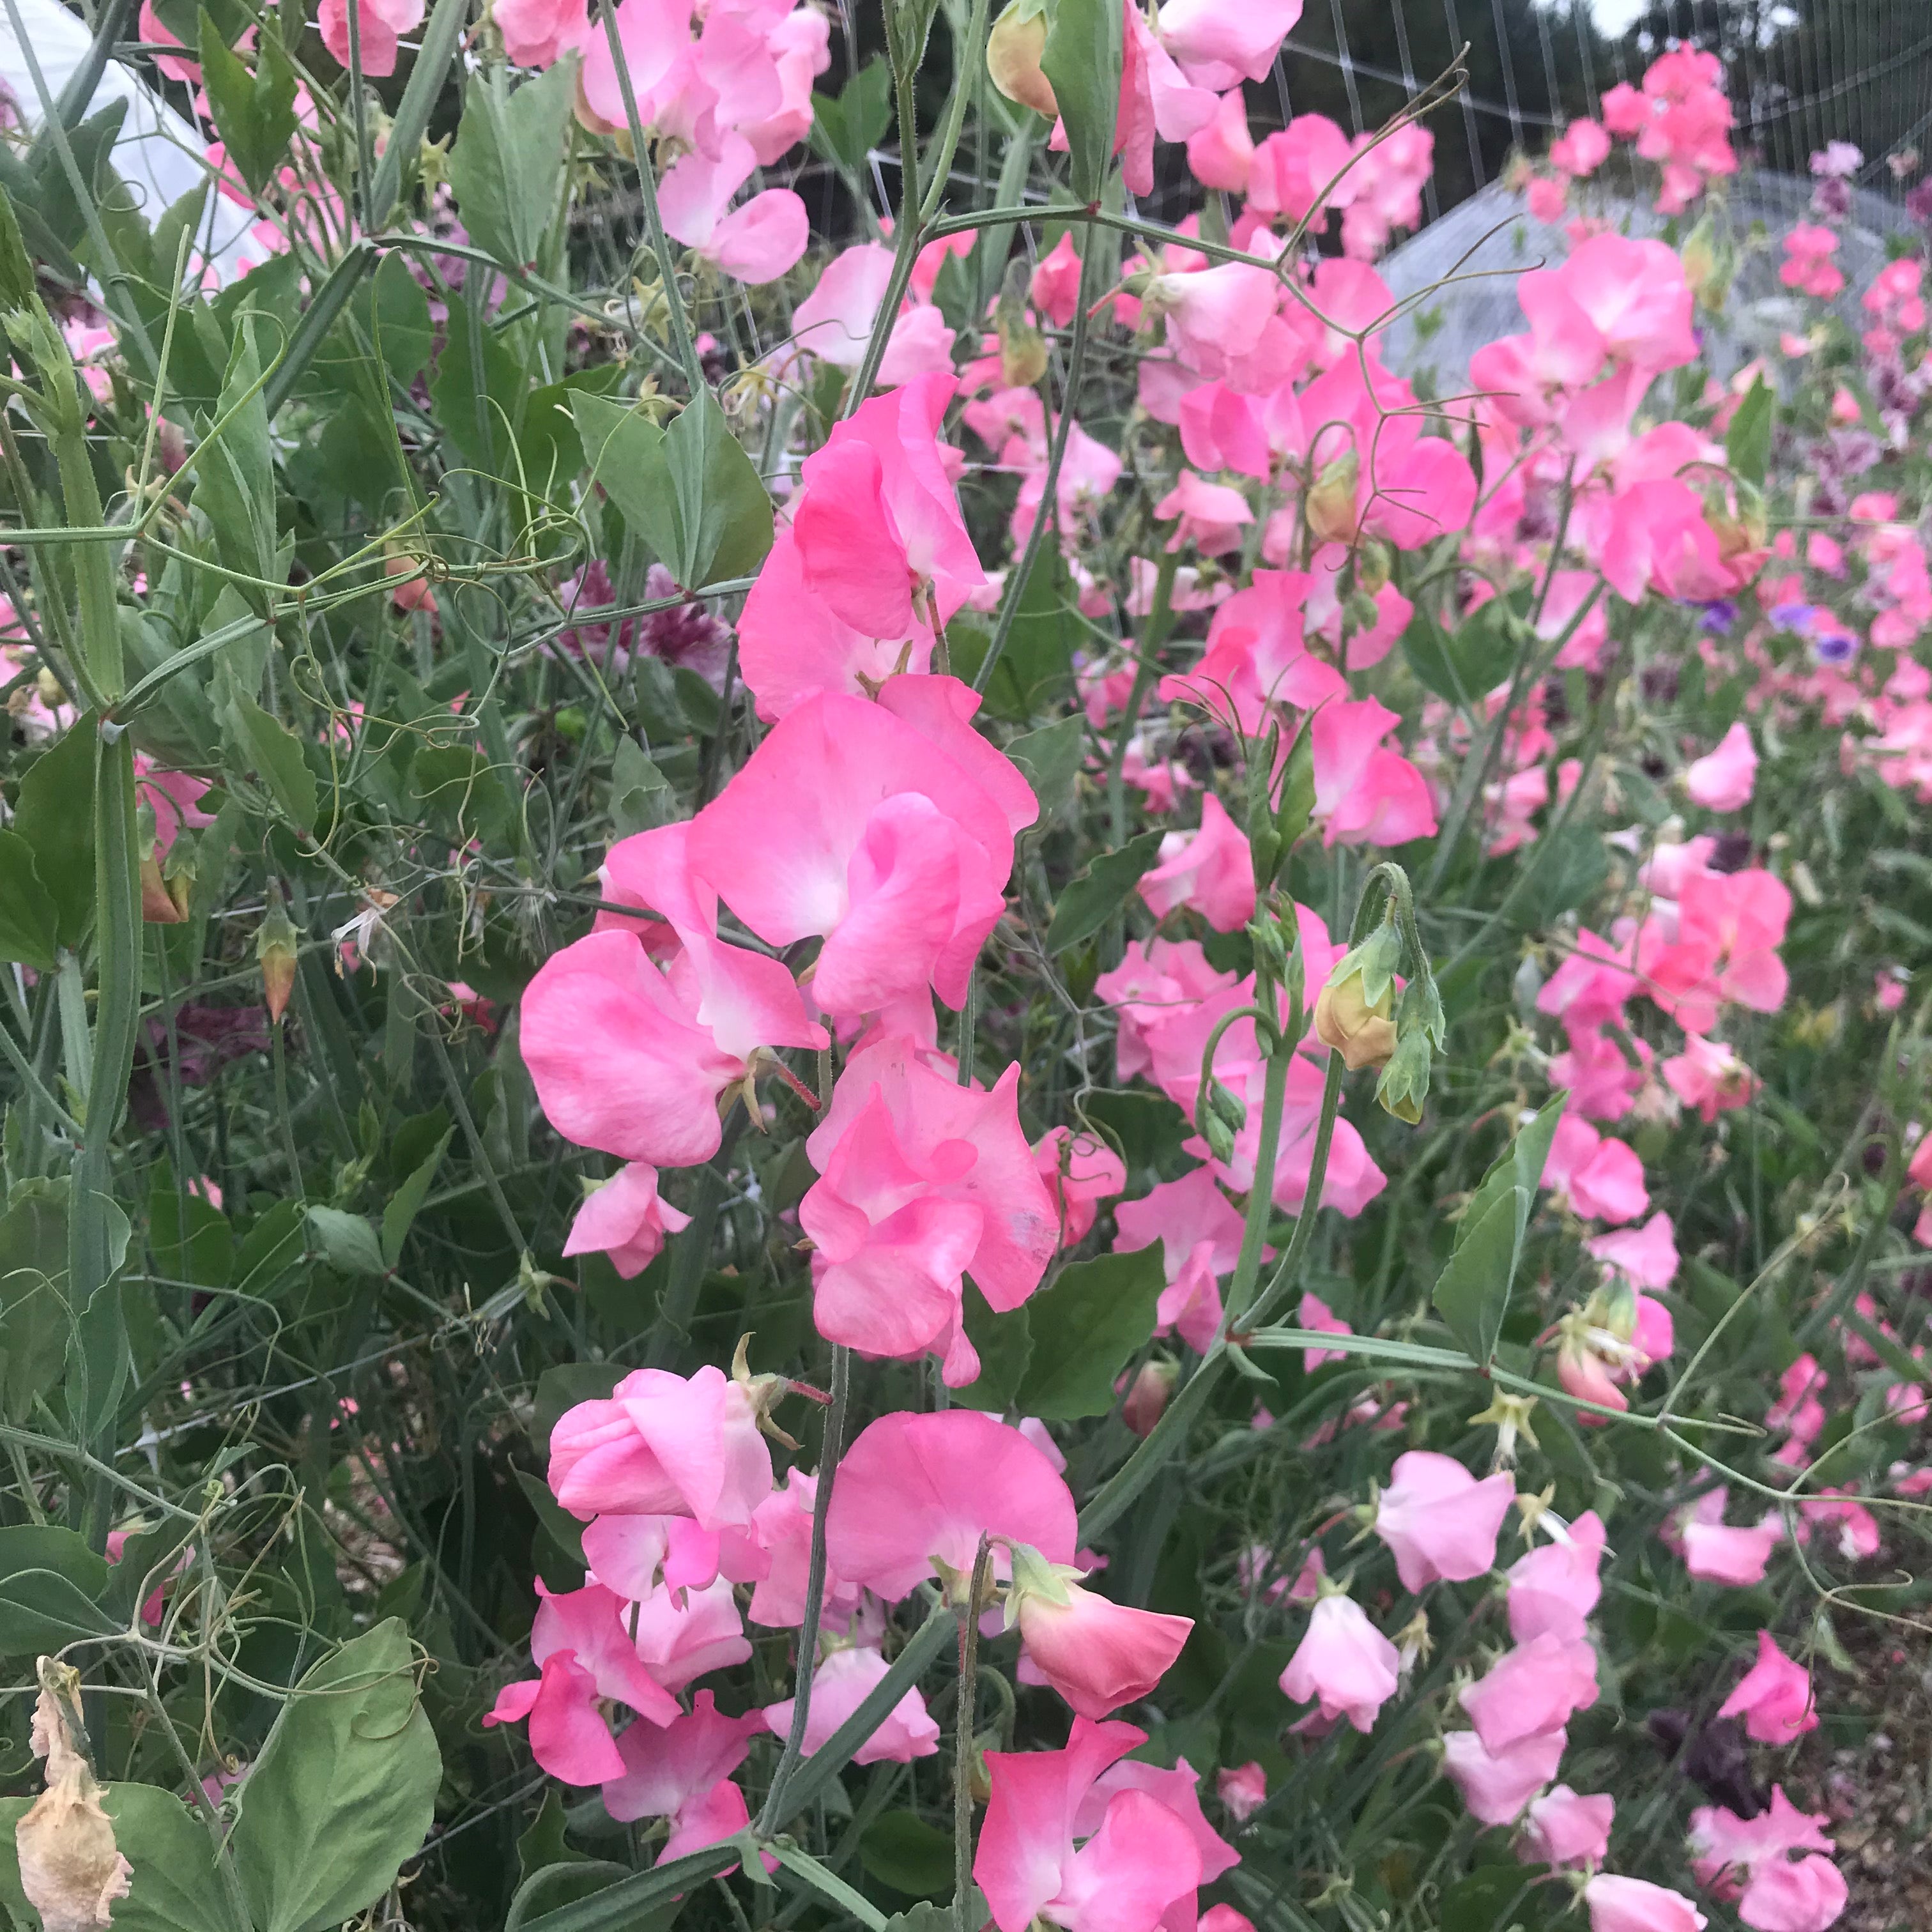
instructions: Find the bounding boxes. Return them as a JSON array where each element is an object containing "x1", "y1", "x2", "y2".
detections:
[
  {"x1": 1811, "y1": 632, "x2": 1857, "y2": 667},
  {"x1": 1696, "y1": 600, "x2": 1737, "y2": 633},
  {"x1": 551, "y1": 563, "x2": 734, "y2": 691}
]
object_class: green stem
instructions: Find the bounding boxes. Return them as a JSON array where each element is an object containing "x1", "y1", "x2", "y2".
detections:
[{"x1": 953, "y1": 1537, "x2": 991, "y2": 1932}]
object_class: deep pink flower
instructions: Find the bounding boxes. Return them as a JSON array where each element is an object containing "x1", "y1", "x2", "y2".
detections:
[
  {"x1": 1114, "y1": 1165, "x2": 1248, "y2": 1353},
  {"x1": 484, "y1": 1581, "x2": 680, "y2": 1784},
  {"x1": 632, "y1": 1574, "x2": 753, "y2": 1690},
  {"x1": 1442, "y1": 1726, "x2": 1565, "y2": 1826},
  {"x1": 800, "y1": 1047, "x2": 1057, "y2": 1382},
  {"x1": 976, "y1": 1718, "x2": 1205, "y2": 1932},
  {"x1": 602, "y1": 1690, "x2": 763, "y2": 1860},
  {"x1": 763, "y1": 1645, "x2": 940, "y2": 1764},
  {"x1": 827, "y1": 1409, "x2": 1078, "y2": 1600},
  {"x1": 1372, "y1": 1451, "x2": 1515, "y2": 1591},
  {"x1": 1216, "y1": 1761, "x2": 1266, "y2": 1822},
  {"x1": 1034, "y1": 1128, "x2": 1129, "y2": 1246},
  {"x1": 1310, "y1": 700, "x2": 1438, "y2": 847},
  {"x1": 1139, "y1": 793, "x2": 1257, "y2": 933},
  {"x1": 1584, "y1": 1875, "x2": 1707, "y2": 1932},
  {"x1": 1032, "y1": 231, "x2": 1085, "y2": 328},
  {"x1": 548, "y1": 1364, "x2": 772, "y2": 1528},
  {"x1": 688, "y1": 678, "x2": 1034, "y2": 1016},
  {"x1": 1718, "y1": 1630, "x2": 1818, "y2": 1744},
  {"x1": 1459, "y1": 1634, "x2": 1599, "y2": 1752},
  {"x1": 1011, "y1": 1555, "x2": 1195, "y2": 1719},
  {"x1": 1543, "y1": 1116, "x2": 1650, "y2": 1226},
  {"x1": 1278, "y1": 1593, "x2": 1400, "y2": 1733}
]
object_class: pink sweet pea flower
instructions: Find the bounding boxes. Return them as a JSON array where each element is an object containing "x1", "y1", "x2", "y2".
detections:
[
  {"x1": 1077, "y1": 1756, "x2": 1239, "y2": 1892},
  {"x1": 1550, "y1": 118, "x2": 1612, "y2": 177},
  {"x1": 602, "y1": 1690, "x2": 764, "y2": 1867},
  {"x1": 1035, "y1": 1127, "x2": 1130, "y2": 1246},
  {"x1": 1009, "y1": 1549, "x2": 1195, "y2": 1718},
  {"x1": 1717, "y1": 1630, "x2": 1818, "y2": 1745},
  {"x1": 564, "y1": 1163, "x2": 692, "y2": 1278},
  {"x1": 1519, "y1": 1786, "x2": 1614, "y2": 1869},
  {"x1": 1294, "y1": 1290, "x2": 1351, "y2": 1367},
  {"x1": 1186, "y1": 89, "x2": 1255, "y2": 191},
  {"x1": 1372, "y1": 1451, "x2": 1515, "y2": 1591},
  {"x1": 1542, "y1": 1116, "x2": 1650, "y2": 1225},
  {"x1": 1685, "y1": 721, "x2": 1759, "y2": 812},
  {"x1": 976, "y1": 1718, "x2": 1205, "y2": 1932},
  {"x1": 548, "y1": 1363, "x2": 773, "y2": 1528},
  {"x1": 1156, "y1": 0, "x2": 1302, "y2": 86},
  {"x1": 800, "y1": 1047, "x2": 1058, "y2": 1383},
  {"x1": 525, "y1": 822, "x2": 828, "y2": 1169},
  {"x1": 103, "y1": 1529, "x2": 190, "y2": 1629},
  {"x1": 1310, "y1": 700, "x2": 1439, "y2": 847},
  {"x1": 1032, "y1": 231, "x2": 1085, "y2": 327},
  {"x1": 318, "y1": 0, "x2": 425, "y2": 76},
  {"x1": 1738, "y1": 1856, "x2": 1848, "y2": 1932},
  {"x1": 494, "y1": 0, "x2": 579, "y2": 65},
  {"x1": 1662, "y1": 1034, "x2": 1759, "y2": 1123},
  {"x1": 1676, "y1": 1488, "x2": 1782, "y2": 1586},
  {"x1": 659, "y1": 137, "x2": 808, "y2": 284},
  {"x1": 1584, "y1": 1875, "x2": 1707, "y2": 1932},
  {"x1": 1689, "y1": 1786, "x2": 1834, "y2": 1894},
  {"x1": 1154, "y1": 470, "x2": 1255, "y2": 555},
  {"x1": 1442, "y1": 1727, "x2": 1566, "y2": 1826},
  {"x1": 1586, "y1": 1212, "x2": 1680, "y2": 1290},
  {"x1": 1505, "y1": 1511, "x2": 1609, "y2": 1643},
  {"x1": 791, "y1": 375, "x2": 986, "y2": 641},
  {"x1": 1278, "y1": 1593, "x2": 1400, "y2": 1733},
  {"x1": 1216, "y1": 1761, "x2": 1267, "y2": 1823},
  {"x1": 763, "y1": 1644, "x2": 941, "y2": 1763},
  {"x1": 747, "y1": 1470, "x2": 858, "y2": 1630},
  {"x1": 1247, "y1": 113, "x2": 1353, "y2": 226},
  {"x1": 1459, "y1": 1634, "x2": 1599, "y2": 1752},
  {"x1": 826, "y1": 1409, "x2": 1078, "y2": 1600},
  {"x1": 632, "y1": 1573, "x2": 753, "y2": 1689},
  {"x1": 484, "y1": 1581, "x2": 682, "y2": 1783},
  {"x1": 687, "y1": 677, "x2": 1033, "y2": 1016},
  {"x1": 581, "y1": 1509, "x2": 749, "y2": 1603},
  {"x1": 1114, "y1": 1165, "x2": 1248, "y2": 1353},
  {"x1": 1139, "y1": 792, "x2": 1257, "y2": 933}
]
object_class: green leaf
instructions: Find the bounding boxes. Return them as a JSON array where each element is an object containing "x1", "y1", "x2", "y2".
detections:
[
  {"x1": 448, "y1": 59, "x2": 577, "y2": 270},
  {"x1": 220, "y1": 685, "x2": 318, "y2": 831},
  {"x1": 305, "y1": 1205, "x2": 387, "y2": 1277},
  {"x1": 1045, "y1": 826, "x2": 1165, "y2": 954},
  {"x1": 411, "y1": 744, "x2": 513, "y2": 844},
  {"x1": 1431, "y1": 1096, "x2": 1567, "y2": 1368},
  {"x1": 14, "y1": 721, "x2": 98, "y2": 950},
  {"x1": 0, "y1": 829, "x2": 58, "y2": 969},
  {"x1": 514, "y1": 1462, "x2": 588, "y2": 1568},
  {"x1": 192, "y1": 314, "x2": 280, "y2": 591},
  {"x1": 1512, "y1": 826, "x2": 1609, "y2": 928},
  {"x1": 199, "y1": 16, "x2": 296, "y2": 195},
  {"x1": 360, "y1": 250, "x2": 435, "y2": 385},
  {"x1": 652, "y1": 388, "x2": 774, "y2": 589},
  {"x1": 233, "y1": 1199, "x2": 307, "y2": 1294},
  {"x1": 949, "y1": 1280, "x2": 1032, "y2": 1411},
  {"x1": 611, "y1": 737, "x2": 670, "y2": 836},
  {"x1": 0, "y1": 1524, "x2": 114, "y2": 1654},
  {"x1": 1079, "y1": 1089, "x2": 1189, "y2": 1176},
  {"x1": 229, "y1": 1620, "x2": 441, "y2": 1932},
  {"x1": 1439, "y1": 1864, "x2": 1554, "y2": 1932},
  {"x1": 572, "y1": 391, "x2": 668, "y2": 544},
  {"x1": 381, "y1": 1128, "x2": 453, "y2": 1269},
  {"x1": 988, "y1": 548, "x2": 1078, "y2": 721},
  {"x1": 431, "y1": 292, "x2": 530, "y2": 478},
  {"x1": 0, "y1": 171, "x2": 38, "y2": 308},
  {"x1": 1042, "y1": 0, "x2": 1121, "y2": 203},
  {"x1": 1006, "y1": 716, "x2": 1084, "y2": 824},
  {"x1": 1016, "y1": 1244, "x2": 1166, "y2": 1419},
  {"x1": 808, "y1": 59, "x2": 892, "y2": 176},
  {"x1": 858, "y1": 1811, "x2": 954, "y2": 1898},
  {"x1": 1726, "y1": 374, "x2": 1774, "y2": 489},
  {"x1": 148, "y1": 1172, "x2": 234, "y2": 1290},
  {"x1": 0, "y1": 1181, "x2": 71, "y2": 1424},
  {"x1": 1401, "y1": 595, "x2": 1520, "y2": 707}
]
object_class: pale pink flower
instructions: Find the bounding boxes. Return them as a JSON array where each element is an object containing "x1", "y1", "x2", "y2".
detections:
[
  {"x1": 1442, "y1": 1726, "x2": 1566, "y2": 1826},
  {"x1": 1216, "y1": 1761, "x2": 1266, "y2": 1822},
  {"x1": 763, "y1": 1644, "x2": 940, "y2": 1763},
  {"x1": 1505, "y1": 1510, "x2": 1608, "y2": 1643},
  {"x1": 1519, "y1": 1785, "x2": 1614, "y2": 1868},
  {"x1": 602, "y1": 1690, "x2": 763, "y2": 1868},
  {"x1": 1738, "y1": 1856, "x2": 1848, "y2": 1932},
  {"x1": 1013, "y1": 1570, "x2": 1194, "y2": 1719},
  {"x1": 1372, "y1": 1451, "x2": 1515, "y2": 1591},
  {"x1": 319, "y1": 0, "x2": 425, "y2": 76},
  {"x1": 564, "y1": 1163, "x2": 691, "y2": 1278},
  {"x1": 1459, "y1": 1634, "x2": 1598, "y2": 1752},
  {"x1": 1685, "y1": 721, "x2": 1759, "y2": 812},
  {"x1": 1278, "y1": 1593, "x2": 1400, "y2": 1733},
  {"x1": 1584, "y1": 1874, "x2": 1707, "y2": 1932},
  {"x1": 1139, "y1": 792, "x2": 1257, "y2": 933}
]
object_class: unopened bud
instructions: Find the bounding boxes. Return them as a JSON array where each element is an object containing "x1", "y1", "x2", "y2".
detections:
[
  {"x1": 986, "y1": 0, "x2": 1056, "y2": 116},
  {"x1": 256, "y1": 885, "x2": 299, "y2": 1023},
  {"x1": 1374, "y1": 1025, "x2": 1430, "y2": 1124},
  {"x1": 1304, "y1": 448, "x2": 1360, "y2": 546},
  {"x1": 1356, "y1": 539, "x2": 1392, "y2": 595},
  {"x1": 136, "y1": 804, "x2": 184, "y2": 925},
  {"x1": 1207, "y1": 1078, "x2": 1246, "y2": 1133},
  {"x1": 1314, "y1": 974, "x2": 1396, "y2": 1072},
  {"x1": 1121, "y1": 1358, "x2": 1177, "y2": 1436}
]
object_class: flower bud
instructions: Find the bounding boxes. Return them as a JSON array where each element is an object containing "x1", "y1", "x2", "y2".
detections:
[
  {"x1": 1304, "y1": 448, "x2": 1360, "y2": 546},
  {"x1": 256, "y1": 887, "x2": 299, "y2": 1024},
  {"x1": 986, "y1": 0, "x2": 1056, "y2": 116},
  {"x1": 1121, "y1": 1358, "x2": 1177, "y2": 1436},
  {"x1": 1314, "y1": 973, "x2": 1396, "y2": 1071},
  {"x1": 1206, "y1": 1077, "x2": 1246, "y2": 1133},
  {"x1": 1356, "y1": 538, "x2": 1392, "y2": 595},
  {"x1": 136, "y1": 804, "x2": 184, "y2": 926},
  {"x1": 1374, "y1": 1025, "x2": 1430, "y2": 1124}
]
